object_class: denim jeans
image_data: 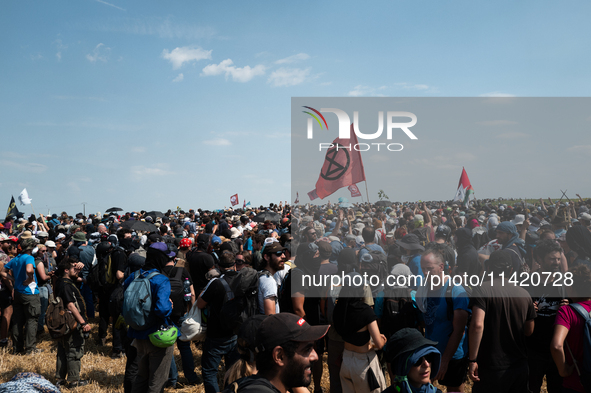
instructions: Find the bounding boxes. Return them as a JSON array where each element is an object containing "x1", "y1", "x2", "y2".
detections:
[
  {"x1": 37, "y1": 285, "x2": 49, "y2": 332},
  {"x1": 201, "y1": 335, "x2": 239, "y2": 393},
  {"x1": 168, "y1": 339, "x2": 199, "y2": 386}
]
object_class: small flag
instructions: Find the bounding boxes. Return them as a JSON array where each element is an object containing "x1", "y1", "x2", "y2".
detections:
[
  {"x1": 18, "y1": 188, "x2": 32, "y2": 205},
  {"x1": 6, "y1": 196, "x2": 20, "y2": 220},
  {"x1": 243, "y1": 199, "x2": 246, "y2": 208},
  {"x1": 230, "y1": 194, "x2": 239, "y2": 206},
  {"x1": 453, "y1": 167, "x2": 474, "y2": 208},
  {"x1": 294, "y1": 192, "x2": 300, "y2": 204},
  {"x1": 308, "y1": 189, "x2": 319, "y2": 201},
  {"x1": 245, "y1": 201, "x2": 251, "y2": 207},
  {"x1": 348, "y1": 184, "x2": 362, "y2": 198}
]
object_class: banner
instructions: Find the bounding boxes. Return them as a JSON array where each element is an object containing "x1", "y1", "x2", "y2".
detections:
[
  {"x1": 314, "y1": 124, "x2": 366, "y2": 199},
  {"x1": 19, "y1": 188, "x2": 32, "y2": 205},
  {"x1": 348, "y1": 184, "x2": 362, "y2": 198},
  {"x1": 453, "y1": 167, "x2": 474, "y2": 207},
  {"x1": 6, "y1": 196, "x2": 19, "y2": 220},
  {"x1": 308, "y1": 189, "x2": 318, "y2": 201},
  {"x1": 230, "y1": 194, "x2": 239, "y2": 206}
]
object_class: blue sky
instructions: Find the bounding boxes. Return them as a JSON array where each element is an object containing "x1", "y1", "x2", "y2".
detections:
[{"x1": 2, "y1": 1, "x2": 591, "y2": 215}]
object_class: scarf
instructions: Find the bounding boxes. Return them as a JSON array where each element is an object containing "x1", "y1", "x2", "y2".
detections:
[
  {"x1": 497, "y1": 221, "x2": 526, "y2": 255},
  {"x1": 392, "y1": 346, "x2": 441, "y2": 393}
]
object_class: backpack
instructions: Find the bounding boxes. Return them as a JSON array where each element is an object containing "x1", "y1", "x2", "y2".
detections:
[
  {"x1": 91, "y1": 243, "x2": 120, "y2": 291},
  {"x1": 382, "y1": 288, "x2": 421, "y2": 339},
  {"x1": 445, "y1": 282, "x2": 473, "y2": 321},
  {"x1": 122, "y1": 270, "x2": 160, "y2": 330},
  {"x1": 163, "y1": 267, "x2": 184, "y2": 305},
  {"x1": 278, "y1": 268, "x2": 296, "y2": 314},
  {"x1": 569, "y1": 303, "x2": 591, "y2": 391},
  {"x1": 412, "y1": 227, "x2": 430, "y2": 247},
  {"x1": 358, "y1": 248, "x2": 388, "y2": 294},
  {"x1": 45, "y1": 293, "x2": 79, "y2": 340},
  {"x1": 221, "y1": 375, "x2": 278, "y2": 393},
  {"x1": 218, "y1": 267, "x2": 262, "y2": 333}
]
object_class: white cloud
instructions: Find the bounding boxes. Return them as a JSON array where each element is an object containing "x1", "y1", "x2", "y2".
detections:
[
  {"x1": 203, "y1": 138, "x2": 231, "y2": 146},
  {"x1": 567, "y1": 145, "x2": 591, "y2": 154},
  {"x1": 131, "y1": 146, "x2": 146, "y2": 153},
  {"x1": 0, "y1": 160, "x2": 47, "y2": 173},
  {"x1": 131, "y1": 165, "x2": 172, "y2": 180},
  {"x1": 172, "y1": 73, "x2": 184, "y2": 82},
  {"x1": 496, "y1": 132, "x2": 530, "y2": 139},
  {"x1": 95, "y1": 0, "x2": 126, "y2": 11},
  {"x1": 90, "y1": 17, "x2": 216, "y2": 40},
  {"x1": 268, "y1": 67, "x2": 310, "y2": 87},
  {"x1": 53, "y1": 38, "x2": 67, "y2": 62},
  {"x1": 479, "y1": 92, "x2": 516, "y2": 97},
  {"x1": 275, "y1": 53, "x2": 310, "y2": 64},
  {"x1": 347, "y1": 85, "x2": 386, "y2": 97},
  {"x1": 30, "y1": 54, "x2": 43, "y2": 60},
  {"x1": 86, "y1": 43, "x2": 111, "y2": 62},
  {"x1": 161, "y1": 46, "x2": 212, "y2": 70},
  {"x1": 201, "y1": 59, "x2": 266, "y2": 82}
]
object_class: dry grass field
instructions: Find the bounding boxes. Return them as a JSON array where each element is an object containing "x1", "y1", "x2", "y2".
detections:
[{"x1": 0, "y1": 320, "x2": 548, "y2": 393}]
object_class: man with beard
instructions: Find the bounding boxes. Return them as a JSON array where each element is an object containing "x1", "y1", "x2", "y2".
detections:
[
  {"x1": 258, "y1": 243, "x2": 287, "y2": 315},
  {"x1": 234, "y1": 313, "x2": 329, "y2": 393},
  {"x1": 526, "y1": 240, "x2": 567, "y2": 393}
]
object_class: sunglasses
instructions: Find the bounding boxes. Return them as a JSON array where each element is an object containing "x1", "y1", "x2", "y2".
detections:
[
  {"x1": 274, "y1": 251, "x2": 285, "y2": 256},
  {"x1": 412, "y1": 355, "x2": 434, "y2": 367}
]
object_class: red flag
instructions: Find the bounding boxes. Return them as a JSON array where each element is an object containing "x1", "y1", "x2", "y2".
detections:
[
  {"x1": 453, "y1": 167, "x2": 474, "y2": 207},
  {"x1": 294, "y1": 192, "x2": 300, "y2": 204},
  {"x1": 243, "y1": 199, "x2": 246, "y2": 208},
  {"x1": 315, "y1": 124, "x2": 366, "y2": 199},
  {"x1": 348, "y1": 184, "x2": 362, "y2": 198},
  {"x1": 230, "y1": 194, "x2": 239, "y2": 206},
  {"x1": 308, "y1": 189, "x2": 318, "y2": 201}
]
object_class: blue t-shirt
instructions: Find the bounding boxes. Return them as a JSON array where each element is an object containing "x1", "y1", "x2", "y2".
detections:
[
  {"x1": 245, "y1": 238, "x2": 253, "y2": 252},
  {"x1": 5, "y1": 253, "x2": 39, "y2": 295},
  {"x1": 423, "y1": 281, "x2": 470, "y2": 360},
  {"x1": 408, "y1": 254, "x2": 424, "y2": 290}
]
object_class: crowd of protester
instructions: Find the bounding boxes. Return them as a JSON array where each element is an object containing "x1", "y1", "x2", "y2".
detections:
[{"x1": 0, "y1": 195, "x2": 590, "y2": 393}]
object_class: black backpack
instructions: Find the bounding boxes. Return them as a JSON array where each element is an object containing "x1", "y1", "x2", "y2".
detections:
[
  {"x1": 218, "y1": 267, "x2": 262, "y2": 333},
  {"x1": 382, "y1": 288, "x2": 421, "y2": 339},
  {"x1": 278, "y1": 268, "x2": 295, "y2": 314},
  {"x1": 163, "y1": 267, "x2": 185, "y2": 304},
  {"x1": 358, "y1": 248, "x2": 388, "y2": 293},
  {"x1": 90, "y1": 242, "x2": 118, "y2": 291}
]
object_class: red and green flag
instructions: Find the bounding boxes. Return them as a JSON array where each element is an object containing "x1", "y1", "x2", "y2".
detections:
[{"x1": 453, "y1": 167, "x2": 474, "y2": 207}]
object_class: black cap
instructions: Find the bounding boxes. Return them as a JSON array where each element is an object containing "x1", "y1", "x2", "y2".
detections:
[
  {"x1": 396, "y1": 234, "x2": 425, "y2": 251},
  {"x1": 257, "y1": 313, "x2": 329, "y2": 352},
  {"x1": 384, "y1": 328, "x2": 437, "y2": 364},
  {"x1": 262, "y1": 242, "x2": 287, "y2": 255}
]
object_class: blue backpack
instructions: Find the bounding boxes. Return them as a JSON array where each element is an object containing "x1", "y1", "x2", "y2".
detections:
[
  {"x1": 122, "y1": 271, "x2": 160, "y2": 330},
  {"x1": 569, "y1": 303, "x2": 591, "y2": 391}
]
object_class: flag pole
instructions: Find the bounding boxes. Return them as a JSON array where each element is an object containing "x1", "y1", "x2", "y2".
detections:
[
  {"x1": 30, "y1": 202, "x2": 37, "y2": 219},
  {"x1": 364, "y1": 181, "x2": 370, "y2": 204}
]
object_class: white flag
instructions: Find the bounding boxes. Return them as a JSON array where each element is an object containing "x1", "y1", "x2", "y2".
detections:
[{"x1": 19, "y1": 188, "x2": 32, "y2": 205}]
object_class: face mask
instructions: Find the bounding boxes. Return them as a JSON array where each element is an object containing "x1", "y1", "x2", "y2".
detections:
[{"x1": 401, "y1": 255, "x2": 410, "y2": 263}]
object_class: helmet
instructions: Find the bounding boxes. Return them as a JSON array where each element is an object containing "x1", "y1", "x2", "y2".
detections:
[
  {"x1": 435, "y1": 225, "x2": 451, "y2": 241},
  {"x1": 148, "y1": 325, "x2": 178, "y2": 348},
  {"x1": 179, "y1": 238, "x2": 192, "y2": 249}
]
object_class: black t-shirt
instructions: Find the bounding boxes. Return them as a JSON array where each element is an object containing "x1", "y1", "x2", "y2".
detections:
[
  {"x1": 111, "y1": 248, "x2": 128, "y2": 276},
  {"x1": 526, "y1": 284, "x2": 566, "y2": 360},
  {"x1": 235, "y1": 375, "x2": 281, "y2": 393},
  {"x1": 55, "y1": 276, "x2": 87, "y2": 323},
  {"x1": 201, "y1": 271, "x2": 239, "y2": 339},
  {"x1": 161, "y1": 265, "x2": 192, "y2": 325},
  {"x1": 469, "y1": 278, "x2": 536, "y2": 370},
  {"x1": 187, "y1": 250, "x2": 215, "y2": 294}
]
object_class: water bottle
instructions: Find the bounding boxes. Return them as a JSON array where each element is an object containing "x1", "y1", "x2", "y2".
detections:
[{"x1": 183, "y1": 278, "x2": 191, "y2": 302}]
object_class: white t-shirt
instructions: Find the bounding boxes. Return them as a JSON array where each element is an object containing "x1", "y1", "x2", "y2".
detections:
[{"x1": 258, "y1": 273, "x2": 280, "y2": 314}]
